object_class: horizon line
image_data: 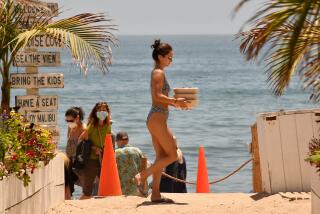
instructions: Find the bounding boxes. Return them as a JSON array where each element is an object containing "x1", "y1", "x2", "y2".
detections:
[{"x1": 114, "y1": 33, "x2": 238, "y2": 36}]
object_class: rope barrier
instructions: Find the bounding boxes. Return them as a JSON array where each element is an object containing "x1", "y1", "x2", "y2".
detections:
[
  {"x1": 161, "y1": 172, "x2": 196, "y2": 185},
  {"x1": 161, "y1": 158, "x2": 253, "y2": 185}
]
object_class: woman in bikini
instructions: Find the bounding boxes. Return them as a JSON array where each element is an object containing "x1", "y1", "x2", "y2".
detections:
[{"x1": 134, "y1": 39, "x2": 188, "y2": 203}]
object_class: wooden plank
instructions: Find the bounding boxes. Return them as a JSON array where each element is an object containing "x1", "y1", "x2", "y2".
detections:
[
  {"x1": 13, "y1": 51, "x2": 60, "y2": 67},
  {"x1": 256, "y1": 116, "x2": 271, "y2": 193},
  {"x1": 311, "y1": 167, "x2": 320, "y2": 214},
  {"x1": 23, "y1": 111, "x2": 57, "y2": 125},
  {"x1": 10, "y1": 73, "x2": 64, "y2": 89},
  {"x1": 20, "y1": 2, "x2": 59, "y2": 17},
  {"x1": 26, "y1": 34, "x2": 63, "y2": 48},
  {"x1": 311, "y1": 111, "x2": 320, "y2": 138},
  {"x1": 296, "y1": 113, "x2": 313, "y2": 191},
  {"x1": 311, "y1": 111, "x2": 320, "y2": 214},
  {"x1": 279, "y1": 192, "x2": 297, "y2": 201},
  {"x1": 15, "y1": 95, "x2": 58, "y2": 111},
  {"x1": 18, "y1": 17, "x2": 50, "y2": 29},
  {"x1": 25, "y1": 66, "x2": 39, "y2": 95},
  {"x1": 251, "y1": 123, "x2": 262, "y2": 192},
  {"x1": 279, "y1": 114, "x2": 303, "y2": 191},
  {"x1": 0, "y1": 1, "x2": 59, "y2": 17},
  {"x1": 312, "y1": 192, "x2": 320, "y2": 214},
  {"x1": 263, "y1": 114, "x2": 286, "y2": 193},
  {"x1": 0, "y1": 178, "x2": 3, "y2": 213}
]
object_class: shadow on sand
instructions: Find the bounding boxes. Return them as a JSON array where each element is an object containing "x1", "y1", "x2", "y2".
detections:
[
  {"x1": 250, "y1": 192, "x2": 273, "y2": 201},
  {"x1": 136, "y1": 201, "x2": 189, "y2": 208}
]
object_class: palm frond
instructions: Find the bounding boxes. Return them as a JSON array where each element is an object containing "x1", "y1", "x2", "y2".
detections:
[
  {"x1": 299, "y1": 34, "x2": 320, "y2": 101},
  {"x1": 236, "y1": 0, "x2": 320, "y2": 97},
  {"x1": 233, "y1": 0, "x2": 252, "y2": 15},
  {"x1": 14, "y1": 13, "x2": 117, "y2": 74}
]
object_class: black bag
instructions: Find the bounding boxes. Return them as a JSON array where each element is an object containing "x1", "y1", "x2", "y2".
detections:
[{"x1": 73, "y1": 139, "x2": 92, "y2": 169}]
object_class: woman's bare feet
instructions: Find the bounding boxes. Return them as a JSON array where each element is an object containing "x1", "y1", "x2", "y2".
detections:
[
  {"x1": 150, "y1": 193, "x2": 161, "y2": 202},
  {"x1": 133, "y1": 173, "x2": 149, "y2": 197},
  {"x1": 151, "y1": 194, "x2": 174, "y2": 203}
]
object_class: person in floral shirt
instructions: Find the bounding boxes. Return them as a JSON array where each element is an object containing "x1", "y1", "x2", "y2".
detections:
[{"x1": 115, "y1": 131, "x2": 145, "y2": 196}]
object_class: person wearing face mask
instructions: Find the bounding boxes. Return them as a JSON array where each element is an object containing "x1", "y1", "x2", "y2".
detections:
[
  {"x1": 65, "y1": 106, "x2": 86, "y2": 199},
  {"x1": 78, "y1": 101, "x2": 112, "y2": 199}
]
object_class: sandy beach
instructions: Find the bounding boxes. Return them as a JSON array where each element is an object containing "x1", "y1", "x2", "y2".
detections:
[{"x1": 48, "y1": 193, "x2": 310, "y2": 214}]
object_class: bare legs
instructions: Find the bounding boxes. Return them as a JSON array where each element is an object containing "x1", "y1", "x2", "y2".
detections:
[
  {"x1": 65, "y1": 186, "x2": 71, "y2": 200},
  {"x1": 150, "y1": 135, "x2": 165, "y2": 200},
  {"x1": 135, "y1": 113, "x2": 177, "y2": 200}
]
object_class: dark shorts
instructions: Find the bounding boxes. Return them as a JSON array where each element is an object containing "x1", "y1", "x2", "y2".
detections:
[
  {"x1": 77, "y1": 159, "x2": 101, "y2": 196},
  {"x1": 65, "y1": 159, "x2": 78, "y2": 195}
]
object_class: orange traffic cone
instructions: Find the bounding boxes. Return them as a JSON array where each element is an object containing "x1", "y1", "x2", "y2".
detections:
[
  {"x1": 98, "y1": 134, "x2": 122, "y2": 196},
  {"x1": 196, "y1": 146, "x2": 210, "y2": 193}
]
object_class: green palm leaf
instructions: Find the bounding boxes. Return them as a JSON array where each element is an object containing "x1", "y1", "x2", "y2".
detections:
[
  {"x1": 14, "y1": 13, "x2": 117, "y2": 74},
  {"x1": 236, "y1": 0, "x2": 320, "y2": 97}
]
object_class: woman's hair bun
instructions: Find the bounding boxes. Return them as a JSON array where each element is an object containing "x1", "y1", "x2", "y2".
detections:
[{"x1": 151, "y1": 39, "x2": 161, "y2": 49}]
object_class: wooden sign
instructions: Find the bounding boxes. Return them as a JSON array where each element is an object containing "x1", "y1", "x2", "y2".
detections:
[
  {"x1": 23, "y1": 111, "x2": 57, "y2": 125},
  {"x1": 40, "y1": 125, "x2": 60, "y2": 142},
  {"x1": 14, "y1": 51, "x2": 60, "y2": 67},
  {"x1": 15, "y1": 95, "x2": 58, "y2": 111},
  {"x1": 26, "y1": 34, "x2": 63, "y2": 48},
  {"x1": 0, "y1": 1, "x2": 59, "y2": 17},
  {"x1": 10, "y1": 73, "x2": 64, "y2": 89},
  {"x1": 18, "y1": 17, "x2": 49, "y2": 29},
  {"x1": 20, "y1": 2, "x2": 59, "y2": 17}
]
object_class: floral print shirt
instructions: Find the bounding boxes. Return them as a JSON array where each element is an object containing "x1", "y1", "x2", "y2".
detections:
[{"x1": 115, "y1": 144, "x2": 143, "y2": 195}]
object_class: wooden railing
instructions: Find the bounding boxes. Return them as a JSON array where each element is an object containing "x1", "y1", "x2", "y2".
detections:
[
  {"x1": 0, "y1": 156, "x2": 64, "y2": 214},
  {"x1": 311, "y1": 167, "x2": 320, "y2": 214}
]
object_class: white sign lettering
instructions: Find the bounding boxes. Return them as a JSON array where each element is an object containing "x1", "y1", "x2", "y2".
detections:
[
  {"x1": 15, "y1": 95, "x2": 58, "y2": 111},
  {"x1": 26, "y1": 34, "x2": 63, "y2": 48},
  {"x1": 10, "y1": 73, "x2": 64, "y2": 89},
  {"x1": 24, "y1": 111, "x2": 57, "y2": 125},
  {"x1": 14, "y1": 51, "x2": 60, "y2": 67}
]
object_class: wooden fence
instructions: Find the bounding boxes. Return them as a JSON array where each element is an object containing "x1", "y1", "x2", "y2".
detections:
[
  {"x1": 252, "y1": 108, "x2": 320, "y2": 193},
  {"x1": 0, "y1": 156, "x2": 64, "y2": 214}
]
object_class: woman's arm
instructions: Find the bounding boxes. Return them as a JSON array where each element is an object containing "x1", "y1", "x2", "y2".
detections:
[
  {"x1": 151, "y1": 69, "x2": 176, "y2": 105},
  {"x1": 152, "y1": 70, "x2": 188, "y2": 108}
]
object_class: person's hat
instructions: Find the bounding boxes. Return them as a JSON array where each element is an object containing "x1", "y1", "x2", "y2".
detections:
[{"x1": 116, "y1": 131, "x2": 129, "y2": 141}]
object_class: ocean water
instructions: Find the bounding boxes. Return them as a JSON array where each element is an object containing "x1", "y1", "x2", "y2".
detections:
[{"x1": 10, "y1": 35, "x2": 318, "y2": 195}]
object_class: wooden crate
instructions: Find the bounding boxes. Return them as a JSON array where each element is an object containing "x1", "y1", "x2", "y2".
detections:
[
  {"x1": 251, "y1": 123, "x2": 262, "y2": 192},
  {"x1": 256, "y1": 108, "x2": 320, "y2": 193},
  {"x1": 311, "y1": 167, "x2": 320, "y2": 214},
  {"x1": 0, "y1": 176, "x2": 4, "y2": 214}
]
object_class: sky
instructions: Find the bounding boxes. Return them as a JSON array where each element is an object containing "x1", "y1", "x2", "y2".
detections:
[{"x1": 54, "y1": 0, "x2": 265, "y2": 35}]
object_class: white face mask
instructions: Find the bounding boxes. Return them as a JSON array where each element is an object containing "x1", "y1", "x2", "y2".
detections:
[
  {"x1": 68, "y1": 122, "x2": 77, "y2": 129},
  {"x1": 96, "y1": 111, "x2": 108, "y2": 121}
]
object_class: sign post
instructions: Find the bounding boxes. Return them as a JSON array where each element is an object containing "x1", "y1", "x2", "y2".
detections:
[
  {"x1": 11, "y1": 0, "x2": 62, "y2": 145},
  {"x1": 11, "y1": 73, "x2": 64, "y2": 88}
]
